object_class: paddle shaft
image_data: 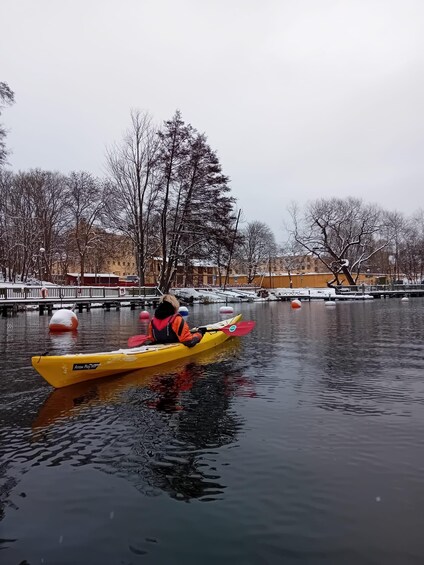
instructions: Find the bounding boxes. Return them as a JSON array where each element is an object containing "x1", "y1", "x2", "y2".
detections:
[{"x1": 127, "y1": 320, "x2": 255, "y2": 348}]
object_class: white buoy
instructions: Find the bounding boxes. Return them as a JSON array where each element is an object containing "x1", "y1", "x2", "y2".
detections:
[
  {"x1": 178, "y1": 306, "x2": 189, "y2": 316},
  {"x1": 220, "y1": 306, "x2": 234, "y2": 314},
  {"x1": 291, "y1": 299, "x2": 301, "y2": 309},
  {"x1": 49, "y1": 309, "x2": 78, "y2": 332},
  {"x1": 401, "y1": 296, "x2": 409, "y2": 302},
  {"x1": 139, "y1": 310, "x2": 150, "y2": 320},
  {"x1": 325, "y1": 300, "x2": 336, "y2": 306}
]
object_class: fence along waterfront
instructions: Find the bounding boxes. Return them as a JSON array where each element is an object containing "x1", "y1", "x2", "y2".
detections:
[{"x1": 0, "y1": 285, "x2": 162, "y2": 316}]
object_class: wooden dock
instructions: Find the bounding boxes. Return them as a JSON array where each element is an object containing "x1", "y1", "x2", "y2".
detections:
[
  {"x1": 336, "y1": 284, "x2": 424, "y2": 299},
  {"x1": 0, "y1": 285, "x2": 162, "y2": 316},
  {"x1": 269, "y1": 283, "x2": 424, "y2": 302}
]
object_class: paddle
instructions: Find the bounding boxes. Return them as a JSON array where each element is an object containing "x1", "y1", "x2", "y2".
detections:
[{"x1": 127, "y1": 320, "x2": 256, "y2": 348}]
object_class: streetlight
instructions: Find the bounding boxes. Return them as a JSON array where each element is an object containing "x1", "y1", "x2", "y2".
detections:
[
  {"x1": 37, "y1": 248, "x2": 45, "y2": 283},
  {"x1": 388, "y1": 255, "x2": 395, "y2": 285}
]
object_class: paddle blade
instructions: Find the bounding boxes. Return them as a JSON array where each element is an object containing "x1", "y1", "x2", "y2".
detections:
[
  {"x1": 127, "y1": 334, "x2": 148, "y2": 348},
  {"x1": 217, "y1": 320, "x2": 256, "y2": 337}
]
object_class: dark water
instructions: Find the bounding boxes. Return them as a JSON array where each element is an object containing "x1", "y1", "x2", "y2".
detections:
[{"x1": 1, "y1": 300, "x2": 424, "y2": 564}]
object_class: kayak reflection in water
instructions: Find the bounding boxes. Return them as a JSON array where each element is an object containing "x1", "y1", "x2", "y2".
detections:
[
  {"x1": 144, "y1": 294, "x2": 206, "y2": 347},
  {"x1": 148, "y1": 363, "x2": 202, "y2": 412}
]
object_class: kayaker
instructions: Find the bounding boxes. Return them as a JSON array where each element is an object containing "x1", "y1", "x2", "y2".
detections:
[{"x1": 144, "y1": 294, "x2": 205, "y2": 347}]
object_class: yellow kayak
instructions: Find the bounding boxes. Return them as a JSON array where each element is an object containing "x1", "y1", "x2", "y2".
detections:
[{"x1": 32, "y1": 314, "x2": 242, "y2": 389}]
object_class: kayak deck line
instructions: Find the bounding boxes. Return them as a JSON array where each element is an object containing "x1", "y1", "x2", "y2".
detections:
[{"x1": 31, "y1": 315, "x2": 242, "y2": 389}]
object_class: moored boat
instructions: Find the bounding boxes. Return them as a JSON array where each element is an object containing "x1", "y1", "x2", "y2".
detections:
[{"x1": 32, "y1": 314, "x2": 242, "y2": 389}]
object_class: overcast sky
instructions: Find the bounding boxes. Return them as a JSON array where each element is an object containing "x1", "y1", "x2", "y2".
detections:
[{"x1": 1, "y1": 0, "x2": 423, "y2": 237}]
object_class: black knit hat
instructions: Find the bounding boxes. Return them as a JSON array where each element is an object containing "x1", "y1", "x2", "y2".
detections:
[{"x1": 155, "y1": 300, "x2": 177, "y2": 320}]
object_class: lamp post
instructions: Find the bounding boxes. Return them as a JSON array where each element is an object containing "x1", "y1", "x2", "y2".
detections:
[
  {"x1": 388, "y1": 255, "x2": 396, "y2": 286},
  {"x1": 37, "y1": 248, "x2": 45, "y2": 283}
]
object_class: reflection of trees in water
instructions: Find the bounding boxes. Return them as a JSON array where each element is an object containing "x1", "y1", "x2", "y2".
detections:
[
  {"x1": 145, "y1": 363, "x2": 244, "y2": 501},
  {"x1": 0, "y1": 465, "x2": 18, "y2": 523},
  {"x1": 119, "y1": 361, "x2": 245, "y2": 501}
]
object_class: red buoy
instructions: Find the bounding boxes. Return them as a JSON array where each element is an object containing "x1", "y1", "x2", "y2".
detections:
[
  {"x1": 49, "y1": 309, "x2": 79, "y2": 332},
  {"x1": 139, "y1": 310, "x2": 150, "y2": 320}
]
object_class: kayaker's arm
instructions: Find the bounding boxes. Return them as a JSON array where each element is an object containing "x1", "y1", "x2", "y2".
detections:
[{"x1": 172, "y1": 317, "x2": 205, "y2": 348}]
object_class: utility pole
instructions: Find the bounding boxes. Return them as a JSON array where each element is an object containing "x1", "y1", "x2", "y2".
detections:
[{"x1": 224, "y1": 208, "x2": 241, "y2": 290}]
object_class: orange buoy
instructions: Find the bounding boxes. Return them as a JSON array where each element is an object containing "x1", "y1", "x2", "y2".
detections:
[
  {"x1": 49, "y1": 309, "x2": 79, "y2": 332},
  {"x1": 139, "y1": 310, "x2": 150, "y2": 320},
  {"x1": 291, "y1": 299, "x2": 302, "y2": 309}
]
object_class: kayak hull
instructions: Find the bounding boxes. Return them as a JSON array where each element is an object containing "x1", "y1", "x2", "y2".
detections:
[{"x1": 31, "y1": 315, "x2": 242, "y2": 388}]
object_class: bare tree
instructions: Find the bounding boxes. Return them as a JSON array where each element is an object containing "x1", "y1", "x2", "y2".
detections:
[
  {"x1": 237, "y1": 221, "x2": 276, "y2": 283},
  {"x1": 0, "y1": 169, "x2": 71, "y2": 281},
  {"x1": 12, "y1": 172, "x2": 46, "y2": 281},
  {"x1": 194, "y1": 215, "x2": 242, "y2": 288},
  {"x1": 382, "y1": 210, "x2": 408, "y2": 282},
  {"x1": 0, "y1": 81, "x2": 14, "y2": 166},
  {"x1": 0, "y1": 171, "x2": 43, "y2": 281},
  {"x1": 291, "y1": 197, "x2": 388, "y2": 286},
  {"x1": 21, "y1": 169, "x2": 69, "y2": 280},
  {"x1": 0, "y1": 169, "x2": 22, "y2": 280},
  {"x1": 64, "y1": 171, "x2": 106, "y2": 284},
  {"x1": 279, "y1": 236, "x2": 304, "y2": 288},
  {"x1": 82, "y1": 229, "x2": 124, "y2": 281},
  {"x1": 105, "y1": 110, "x2": 160, "y2": 285},
  {"x1": 400, "y1": 210, "x2": 424, "y2": 283}
]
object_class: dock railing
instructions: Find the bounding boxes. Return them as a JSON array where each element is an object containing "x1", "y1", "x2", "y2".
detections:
[
  {"x1": 0, "y1": 285, "x2": 162, "y2": 301},
  {"x1": 336, "y1": 283, "x2": 424, "y2": 294}
]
